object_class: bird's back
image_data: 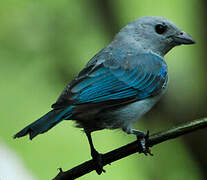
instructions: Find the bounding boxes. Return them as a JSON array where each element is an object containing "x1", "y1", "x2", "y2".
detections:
[{"x1": 51, "y1": 42, "x2": 168, "y2": 132}]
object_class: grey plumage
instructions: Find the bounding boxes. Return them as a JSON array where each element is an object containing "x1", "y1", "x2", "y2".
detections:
[
  {"x1": 51, "y1": 16, "x2": 194, "y2": 133},
  {"x1": 14, "y1": 16, "x2": 195, "y2": 174}
]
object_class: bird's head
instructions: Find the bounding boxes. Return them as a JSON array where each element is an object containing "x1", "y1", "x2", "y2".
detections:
[{"x1": 116, "y1": 16, "x2": 195, "y2": 56}]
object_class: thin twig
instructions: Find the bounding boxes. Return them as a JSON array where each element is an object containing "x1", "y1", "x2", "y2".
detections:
[{"x1": 53, "y1": 118, "x2": 207, "y2": 180}]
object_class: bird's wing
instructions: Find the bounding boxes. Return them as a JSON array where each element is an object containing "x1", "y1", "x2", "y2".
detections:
[{"x1": 52, "y1": 52, "x2": 168, "y2": 109}]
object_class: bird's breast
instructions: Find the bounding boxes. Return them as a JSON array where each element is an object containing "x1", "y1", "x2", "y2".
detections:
[{"x1": 98, "y1": 91, "x2": 166, "y2": 130}]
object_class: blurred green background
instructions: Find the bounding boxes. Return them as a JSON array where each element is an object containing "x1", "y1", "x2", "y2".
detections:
[{"x1": 1, "y1": 0, "x2": 207, "y2": 179}]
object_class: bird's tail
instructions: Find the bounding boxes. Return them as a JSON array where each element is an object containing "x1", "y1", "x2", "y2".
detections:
[{"x1": 14, "y1": 106, "x2": 73, "y2": 140}]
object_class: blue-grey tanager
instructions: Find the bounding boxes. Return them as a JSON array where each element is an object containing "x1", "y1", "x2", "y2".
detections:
[{"x1": 14, "y1": 16, "x2": 195, "y2": 174}]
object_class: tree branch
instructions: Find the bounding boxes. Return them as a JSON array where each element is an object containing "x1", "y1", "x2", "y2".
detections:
[{"x1": 53, "y1": 118, "x2": 207, "y2": 180}]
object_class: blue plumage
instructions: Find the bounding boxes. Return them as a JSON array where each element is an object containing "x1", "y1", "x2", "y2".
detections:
[
  {"x1": 14, "y1": 106, "x2": 74, "y2": 140},
  {"x1": 70, "y1": 53, "x2": 167, "y2": 104},
  {"x1": 14, "y1": 16, "x2": 195, "y2": 174}
]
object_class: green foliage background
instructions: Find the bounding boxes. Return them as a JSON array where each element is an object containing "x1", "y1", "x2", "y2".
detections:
[{"x1": 0, "y1": 0, "x2": 205, "y2": 179}]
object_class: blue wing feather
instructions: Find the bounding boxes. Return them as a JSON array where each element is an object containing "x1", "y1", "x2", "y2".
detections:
[
  {"x1": 52, "y1": 52, "x2": 168, "y2": 109},
  {"x1": 71, "y1": 53, "x2": 167, "y2": 104}
]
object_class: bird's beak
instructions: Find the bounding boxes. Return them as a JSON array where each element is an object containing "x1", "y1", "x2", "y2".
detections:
[{"x1": 172, "y1": 31, "x2": 195, "y2": 45}]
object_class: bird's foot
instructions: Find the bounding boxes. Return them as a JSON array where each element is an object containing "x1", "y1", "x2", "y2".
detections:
[
  {"x1": 136, "y1": 130, "x2": 153, "y2": 156},
  {"x1": 91, "y1": 149, "x2": 105, "y2": 175}
]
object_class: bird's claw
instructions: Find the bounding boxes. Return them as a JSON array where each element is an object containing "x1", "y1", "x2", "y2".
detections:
[
  {"x1": 91, "y1": 150, "x2": 106, "y2": 175},
  {"x1": 137, "y1": 130, "x2": 153, "y2": 156}
]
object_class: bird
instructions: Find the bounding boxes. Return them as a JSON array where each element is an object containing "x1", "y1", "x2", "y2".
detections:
[{"x1": 14, "y1": 16, "x2": 195, "y2": 174}]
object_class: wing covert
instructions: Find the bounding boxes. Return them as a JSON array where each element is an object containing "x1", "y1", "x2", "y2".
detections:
[{"x1": 52, "y1": 53, "x2": 168, "y2": 109}]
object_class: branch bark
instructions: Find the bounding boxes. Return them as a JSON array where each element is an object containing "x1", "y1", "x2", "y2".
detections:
[{"x1": 53, "y1": 118, "x2": 207, "y2": 180}]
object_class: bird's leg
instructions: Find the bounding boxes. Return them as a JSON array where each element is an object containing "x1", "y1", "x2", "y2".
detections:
[
  {"x1": 123, "y1": 128, "x2": 153, "y2": 156},
  {"x1": 85, "y1": 131, "x2": 105, "y2": 175}
]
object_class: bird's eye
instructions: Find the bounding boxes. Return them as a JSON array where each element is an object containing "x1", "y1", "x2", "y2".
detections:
[{"x1": 155, "y1": 24, "x2": 167, "y2": 34}]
